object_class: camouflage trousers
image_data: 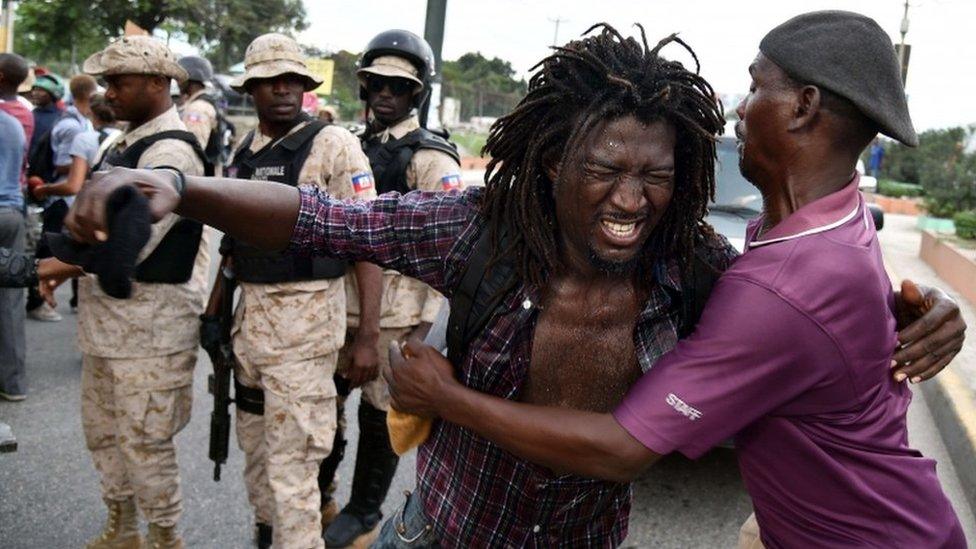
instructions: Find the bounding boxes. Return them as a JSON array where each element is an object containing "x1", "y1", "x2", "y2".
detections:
[
  {"x1": 80, "y1": 351, "x2": 195, "y2": 527},
  {"x1": 335, "y1": 326, "x2": 412, "y2": 412},
  {"x1": 235, "y1": 348, "x2": 338, "y2": 549},
  {"x1": 322, "y1": 325, "x2": 412, "y2": 503}
]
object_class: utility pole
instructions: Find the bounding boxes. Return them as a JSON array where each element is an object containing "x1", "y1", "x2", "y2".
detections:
[
  {"x1": 549, "y1": 17, "x2": 567, "y2": 47},
  {"x1": 0, "y1": 0, "x2": 16, "y2": 54},
  {"x1": 897, "y1": 0, "x2": 910, "y2": 84},
  {"x1": 424, "y1": 0, "x2": 448, "y2": 129}
]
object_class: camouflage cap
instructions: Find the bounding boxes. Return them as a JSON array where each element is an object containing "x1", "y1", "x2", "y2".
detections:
[
  {"x1": 83, "y1": 36, "x2": 188, "y2": 83},
  {"x1": 357, "y1": 55, "x2": 423, "y2": 89},
  {"x1": 230, "y1": 33, "x2": 322, "y2": 92}
]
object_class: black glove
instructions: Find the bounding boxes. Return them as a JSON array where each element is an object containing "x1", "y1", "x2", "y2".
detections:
[{"x1": 44, "y1": 185, "x2": 151, "y2": 299}]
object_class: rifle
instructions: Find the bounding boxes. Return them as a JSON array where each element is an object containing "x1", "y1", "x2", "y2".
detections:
[{"x1": 201, "y1": 257, "x2": 237, "y2": 481}]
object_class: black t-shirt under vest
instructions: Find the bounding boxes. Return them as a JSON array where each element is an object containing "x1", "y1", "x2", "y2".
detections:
[{"x1": 224, "y1": 118, "x2": 347, "y2": 283}]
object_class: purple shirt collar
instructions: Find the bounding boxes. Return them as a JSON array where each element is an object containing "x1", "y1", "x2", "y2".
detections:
[{"x1": 748, "y1": 173, "x2": 862, "y2": 248}]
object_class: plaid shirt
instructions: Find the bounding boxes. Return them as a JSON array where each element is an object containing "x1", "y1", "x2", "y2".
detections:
[{"x1": 290, "y1": 185, "x2": 737, "y2": 547}]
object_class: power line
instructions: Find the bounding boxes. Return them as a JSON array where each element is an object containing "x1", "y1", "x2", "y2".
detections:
[
  {"x1": 548, "y1": 17, "x2": 568, "y2": 47},
  {"x1": 898, "y1": 0, "x2": 910, "y2": 84}
]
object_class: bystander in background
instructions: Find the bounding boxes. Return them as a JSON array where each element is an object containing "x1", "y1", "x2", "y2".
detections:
[{"x1": 0, "y1": 109, "x2": 27, "y2": 401}]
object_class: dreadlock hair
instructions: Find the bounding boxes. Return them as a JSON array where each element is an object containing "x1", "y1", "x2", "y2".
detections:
[{"x1": 481, "y1": 23, "x2": 725, "y2": 289}]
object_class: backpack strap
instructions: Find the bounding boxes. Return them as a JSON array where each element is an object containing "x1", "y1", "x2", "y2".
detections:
[
  {"x1": 279, "y1": 119, "x2": 327, "y2": 152},
  {"x1": 414, "y1": 128, "x2": 461, "y2": 165},
  {"x1": 446, "y1": 226, "x2": 517, "y2": 366},
  {"x1": 231, "y1": 129, "x2": 256, "y2": 163}
]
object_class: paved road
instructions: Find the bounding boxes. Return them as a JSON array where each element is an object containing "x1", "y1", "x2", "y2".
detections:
[
  {"x1": 0, "y1": 290, "x2": 750, "y2": 547},
  {"x1": 1, "y1": 225, "x2": 973, "y2": 548}
]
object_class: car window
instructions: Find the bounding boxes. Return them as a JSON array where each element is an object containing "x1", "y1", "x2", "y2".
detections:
[{"x1": 712, "y1": 139, "x2": 761, "y2": 212}]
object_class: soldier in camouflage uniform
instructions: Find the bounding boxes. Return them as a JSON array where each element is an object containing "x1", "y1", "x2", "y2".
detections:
[
  {"x1": 77, "y1": 36, "x2": 211, "y2": 549},
  {"x1": 208, "y1": 33, "x2": 383, "y2": 549},
  {"x1": 177, "y1": 55, "x2": 228, "y2": 175},
  {"x1": 176, "y1": 56, "x2": 218, "y2": 154},
  {"x1": 320, "y1": 29, "x2": 464, "y2": 549}
]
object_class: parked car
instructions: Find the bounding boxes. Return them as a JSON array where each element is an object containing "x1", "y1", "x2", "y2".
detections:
[
  {"x1": 213, "y1": 73, "x2": 254, "y2": 114},
  {"x1": 857, "y1": 159, "x2": 878, "y2": 193},
  {"x1": 706, "y1": 137, "x2": 883, "y2": 253}
]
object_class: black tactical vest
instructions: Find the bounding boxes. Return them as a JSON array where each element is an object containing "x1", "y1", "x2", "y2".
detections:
[
  {"x1": 99, "y1": 130, "x2": 214, "y2": 284},
  {"x1": 362, "y1": 127, "x2": 460, "y2": 195},
  {"x1": 225, "y1": 119, "x2": 348, "y2": 284}
]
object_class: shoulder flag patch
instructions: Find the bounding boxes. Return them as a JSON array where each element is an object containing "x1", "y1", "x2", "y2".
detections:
[
  {"x1": 441, "y1": 173, "x2": 462, "y2": 191},
  {"x1": 352, "y1": 172, "x2": 375, "y2": 193}
]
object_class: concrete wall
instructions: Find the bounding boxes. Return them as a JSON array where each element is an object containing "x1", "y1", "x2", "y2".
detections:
[
  {"x1": 919, "y1": 230, "x2": 976, "y2": 306},
  {"x1": 866, "y1": 193, "x2": 925, "y2": 216}
]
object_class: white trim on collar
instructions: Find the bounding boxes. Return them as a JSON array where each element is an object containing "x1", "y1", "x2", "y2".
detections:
[{"x1": 748, "y1": 203, "x2": 861, "y2": 248}]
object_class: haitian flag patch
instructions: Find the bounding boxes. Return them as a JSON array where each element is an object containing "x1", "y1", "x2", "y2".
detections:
[
  {"x1": 352, "y1": 172, "x2": 375, "y2": 193},
  {"x1": 441, "y1": 173, "x2": 462, "y2": 191}
]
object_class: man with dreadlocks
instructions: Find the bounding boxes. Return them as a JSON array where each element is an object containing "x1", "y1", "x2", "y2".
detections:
[
  {"x1": 63, "y1": 22, "x2": 963, "y2": 547},
  {"x1": 385, "y1": 12, "x2": 968, "y2": 549}
]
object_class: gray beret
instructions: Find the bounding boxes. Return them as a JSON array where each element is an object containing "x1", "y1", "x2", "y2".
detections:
[{"x1": 760, "y1": 10, "x2": 918, "y2": 147}]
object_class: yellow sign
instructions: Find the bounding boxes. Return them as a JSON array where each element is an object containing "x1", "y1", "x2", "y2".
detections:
[
  {"x1": 124, "y1": 20, "x2": 150, "y2": 36},
  {"x1": 306, "y1": 58, "x2": 334, "y2": 96}
]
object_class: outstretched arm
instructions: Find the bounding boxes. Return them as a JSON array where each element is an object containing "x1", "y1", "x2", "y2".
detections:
[
  {"x1": 65, "y1": 168, "x2": 300, "y2": 250},
  {"x1": 386, "y1": 278, "x2": 849, "y2": 482},
  {"x1": 65, "y1": 168, "x2": 476, "y2": 294}
]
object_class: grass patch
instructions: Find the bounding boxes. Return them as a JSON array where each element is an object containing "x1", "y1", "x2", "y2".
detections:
[
  {"x1": 451, "y1": 131, "x2": 488, "y2": 157},
  {"x1": 877, "y1": 179, "x2": 924, "y2": 198},
  {"x1": 953, "y1": 210, "x2": 976, "y2": 240}
]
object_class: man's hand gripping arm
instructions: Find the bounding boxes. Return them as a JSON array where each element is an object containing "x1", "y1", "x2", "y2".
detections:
[{"x1": 384, "y1": 341, "x2": 660, "y2": 483}]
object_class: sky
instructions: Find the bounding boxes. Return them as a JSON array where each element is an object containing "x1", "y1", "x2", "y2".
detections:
[{"x1": 296, "y1": 0, "x2": 976, "y2": 131}]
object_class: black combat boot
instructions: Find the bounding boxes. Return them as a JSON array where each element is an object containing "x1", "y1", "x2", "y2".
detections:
[
  {"x1": 255, "y1": 523, "x2": 272, "y2": 549},
  {"x1": 323, "y1": 401, "x2": 400, "y2": 548},
  {"x1": 319, "y1": 406, "x2": 347, "y2": 531}
]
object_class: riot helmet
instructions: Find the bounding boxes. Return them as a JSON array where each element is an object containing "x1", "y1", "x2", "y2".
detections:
[
  {"x1": 178, "y1": 55, "x2": 214, "y2": 85},
  {"x1": 357, "y1": 29, "x2": 435, "y2": 108}
]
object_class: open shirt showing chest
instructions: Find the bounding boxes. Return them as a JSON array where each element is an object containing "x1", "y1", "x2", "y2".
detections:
[{"x1": 288, "y1": 184, "x2": 738, "y2": 547}]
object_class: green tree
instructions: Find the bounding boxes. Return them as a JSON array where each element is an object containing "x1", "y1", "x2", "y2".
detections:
[
  {"x1": 14, "y1": 0, "x2": 114, "y2": 70},
  {"x1": 14, "y1": 0, "x2": 307, "y2": 73},
  {"x1": 878, "y1": 126, "x2": 976, "y2": 217},
  {"x1": 312, "y1": 49, "x2": 528, "y2": 124},
  {"x1": 180, "y1": 0, "x2": 308, "y2": 71},
  {"x1": 326, "y1": 50, "x2": 364, "y2": 121},
  {"x1": 441, "y1": 52, "x2": 526, "y2": 120}
]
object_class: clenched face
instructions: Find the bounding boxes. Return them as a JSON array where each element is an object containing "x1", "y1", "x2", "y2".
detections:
[{"x1": 552, "y1": 115, "x2": 676, "y2": 274}]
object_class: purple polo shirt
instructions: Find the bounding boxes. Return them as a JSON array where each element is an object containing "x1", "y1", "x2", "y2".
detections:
[{"x1": 614, "y1": 177, "x2": 966, "y2": 548}]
